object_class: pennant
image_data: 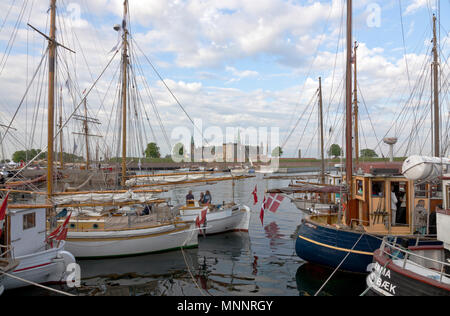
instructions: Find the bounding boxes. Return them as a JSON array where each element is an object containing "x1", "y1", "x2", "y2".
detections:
[
  {"x1": 264, "y1": 193, "x2": 285, "y2": 213},
  {"x1": 0, "y1": 193, "x2": 9, "y2": 239},
  {"x1": 252, "y1": 185, "x2": 258, "y2": 205},
  {"x1": 47, "y1": 212, "x2": 72, "y2": 246},
  {"x1": 259, "y1": 196, "x2": 266, "y2": 226}
]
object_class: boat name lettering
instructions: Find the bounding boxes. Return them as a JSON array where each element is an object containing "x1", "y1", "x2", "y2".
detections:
[{"x1": 370, "y1": 262, "x2": 397, "y2": 295}]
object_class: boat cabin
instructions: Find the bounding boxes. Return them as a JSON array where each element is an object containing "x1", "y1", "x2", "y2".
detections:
[
  {"x1": 2, "y1": 207, "x2": 48, "y2": 257},
  {"x1": 344, "y1": 162, "x2": 442, "y2": 236}
]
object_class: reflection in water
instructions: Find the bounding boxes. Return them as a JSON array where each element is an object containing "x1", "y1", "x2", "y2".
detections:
[
  {"x1": 295, "y1": 263, "x2": 367, "y2": 296},
  {"x1": 264, "y1": 222, "x2": 284, "y2": 247}
]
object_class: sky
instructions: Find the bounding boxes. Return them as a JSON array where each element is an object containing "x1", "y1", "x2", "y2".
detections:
[{"x1": 0, "y1": 0, "x2": 449, "y2": 161}]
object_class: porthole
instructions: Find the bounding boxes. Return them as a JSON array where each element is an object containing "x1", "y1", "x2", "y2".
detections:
[{"x1": 93, "y1": 224, "x2": 99, "y2": 229}]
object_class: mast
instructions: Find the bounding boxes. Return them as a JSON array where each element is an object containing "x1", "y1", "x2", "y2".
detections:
[
  {"x1": 121, "y1": 0, "x2": 128, "y2": 186},
  {"x1": 47, "y1": 0, "x2": 57, "y2": 203},
  {"x1": 84, "y1": 98, "x2": 90, "y2": 170},
  {"x1": 353, "y1": 41, "x2": 359, "y2": 165},
  {"x1": 59, "y1": 86, "x2": 64, "y2": 169},
  {"x1": 432, "y1": 14, "x2": 440, "y2": 157},
  {"x1": 318, "y1": 77, "x2": 325, "y2": 185},
  {"x1": 345, "y1": 0, "x2": 353, "y2": 195}
]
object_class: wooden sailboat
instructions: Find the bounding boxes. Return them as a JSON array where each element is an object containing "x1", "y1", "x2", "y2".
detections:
[
  {"x1": 51, "y1": 0, "x2": 198, "y2": 258},
  {"x1": 271, "y1": 77, "x2": 342, "y2": 215},
  {"x1": 293, "y1": 1, "x2": 443, "y2": 274}
]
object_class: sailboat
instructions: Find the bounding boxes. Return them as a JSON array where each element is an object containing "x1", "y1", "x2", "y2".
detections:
[
  {"x1": 126, "y1": 171, "x2": 252, "y2": 236},
  {"x1": 293, "y1": 1, "x2": 443, "y2": 274},
  {"x1": 47, "y1": 0, "x2": 198, "y2": 259},
  {"x1": 268, "y1": 77, "x2": 342, "y2": 215}
]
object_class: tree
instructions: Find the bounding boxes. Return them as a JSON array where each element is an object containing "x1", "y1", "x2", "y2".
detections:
[
  {"x1": 360, "y1": 148, "x2": 378, "y2": 158},
  {"x1": 12, "y1": 149, "x2": 45, "y2": 163},
  {"x1": 144, "y1": 142, "x2": 160, "y2": 159},
  {"x1": 328, "y1": 144, "x2": 342, "y2": 158},
  {"x1": 272, "y1": 146, "x2": 283, "y2": 157}
]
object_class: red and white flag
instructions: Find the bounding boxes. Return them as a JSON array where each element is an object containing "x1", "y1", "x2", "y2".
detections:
[
  {"x1": 252, "y1": 185, "x2": 258, "y2": 205},
  {"x1": 264, "y1": 193, "x2": 285, "y2": 213},
  {"x1": 196, "y1": 207, "x2": 208, "y2": 236},
  {"x1": 259, "y1": 196, "x2": 266, "y2": 226},
  {"x1": 0, "y1": 193, "x2": 9, "y2": 238},
  {"x1": 46, "y1": 211, "x2": 72, "y2": 246}
]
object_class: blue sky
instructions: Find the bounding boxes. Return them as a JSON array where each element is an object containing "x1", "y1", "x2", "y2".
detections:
[{"x1": 0, "y1": 0, "x2": 449, "y2": 160}]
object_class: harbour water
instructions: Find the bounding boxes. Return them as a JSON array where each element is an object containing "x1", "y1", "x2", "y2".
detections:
[{"x1": 5, "y1": 173, "x2": 367, "y2": 296}]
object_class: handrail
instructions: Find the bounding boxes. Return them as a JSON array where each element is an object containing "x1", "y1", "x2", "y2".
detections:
[{"x1": 379, "y1": 237, "x2": 450, "y2": 284}]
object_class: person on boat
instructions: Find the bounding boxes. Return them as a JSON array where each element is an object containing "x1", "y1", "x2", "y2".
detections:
[
  {"x1": 203, "y1": 190, "x2": 212, "y2": 205},
  {"x1": 199, "y1": 192, "x2": 205, "y2": 204},
  {"x1": 428, "y1": 206, "x2": 438, "y2": 235},
  {"x1": 186, "y1": 190, "x2": 195, "y2": 202},
  {"x1": 391, "y1": 187, "x2": 398, "y2": 226},
  {"x1": 413, "y1": 200, "x2": 428, "y2": 235},
  {"x1": 397, "y1": 189, "x2": 407, "y2": 224}
]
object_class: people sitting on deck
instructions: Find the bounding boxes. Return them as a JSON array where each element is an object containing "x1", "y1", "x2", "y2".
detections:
[
  {"x1": 186, "y1": 190, "x2": 195, "y2": 205},
  {"x1": 203, "y1": 190, "x2": 212, "y2": 205}
]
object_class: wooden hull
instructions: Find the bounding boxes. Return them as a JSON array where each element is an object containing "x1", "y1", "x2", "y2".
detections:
[
  {"x1": 65, "y1": 223, "x2": 198, "y2": 259},
  {"x1": 179, "y1": 205, "x2": 251, "y2": 235},
  {"x1": 295, "y1": 216, "x2": 441, "y2": 274},
  {"x1": 3, "y1": 242, "x2": 75, "y2": 290},
  {"x1": 296, "y1": 217, "x2": 380, "y2": 273}
]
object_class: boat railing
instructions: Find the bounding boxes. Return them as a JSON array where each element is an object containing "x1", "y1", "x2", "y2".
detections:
[{"x1": 379, "y1": 236, "x2": 450, "y2": 284}]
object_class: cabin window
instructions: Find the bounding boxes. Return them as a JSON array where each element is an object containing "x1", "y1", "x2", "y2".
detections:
[
  {"x1": 372, "y1": 181, "x2": 384, "y2": 197},
  {"x1": 356, "y1": 180, "x2": 363, "y2": 196},
  {"x1": 431, "y1": 184, "x2": 442, "y2": 198},
  {"x1": 23, "y1": 213, "x2": 36, "y2": 230},
  {"x1": 415, "y1": 184, "x2": 427, "y2": 198}
]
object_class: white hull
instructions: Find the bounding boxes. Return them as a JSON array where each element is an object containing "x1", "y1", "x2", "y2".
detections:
[
  {"x1": 3, "y1": 242, "x2": 75, "y2": 290},
  {"x1": 179, "y1": 205, "x2": 251, "y2": 235},
  {"x1": 292, "y1": 199, "x2": 337, "y2": 215},
  {"x1": 65, "y1": 223, "x2": 198, "y2": 258}
]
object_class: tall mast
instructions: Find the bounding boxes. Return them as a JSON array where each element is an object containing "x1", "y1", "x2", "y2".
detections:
[
  {"x1": 59, "y1": 86, "x2": 64, "y2": 169},
  {"x1": 318, "y1": 77, "x2": 325, "y2": 185},
  {"x1": 345, "y1": 0, "x2": 353, "y2": 195},
  {"x1": 84, "y1": 98, "x2": 90, "y2": 170},
  {"x1": 353, "y1": 41, "x2": 359, "y2": 165},
  {"x1": 47, "y1": 0, "x2": 57, "y2": 202},
  {"x1": 432, "y1": 14, "x2": 440, "y2": 157},
  {"x1": 121, "y1": 0, "x2": 128, "y2": 186}
]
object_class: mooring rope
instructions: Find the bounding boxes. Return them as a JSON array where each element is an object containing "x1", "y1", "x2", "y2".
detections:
[
  {"x1": 0, "y1": 270, "x2": 75, "y2": 296},
  {"x1": 314, "y1": 232, "x2": 366, "y2": 296}
]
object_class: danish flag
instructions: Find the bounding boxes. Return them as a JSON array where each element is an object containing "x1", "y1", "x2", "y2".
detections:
[
  {"x1": 264, "y1": 193, "x2": 285, "y2": 213},
  {"x1": 252, "y1": 185, "x2": 258, "y2": 205},
  {"x1": 0, "y1": 192, "x2": 9, "y2": 239}
]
